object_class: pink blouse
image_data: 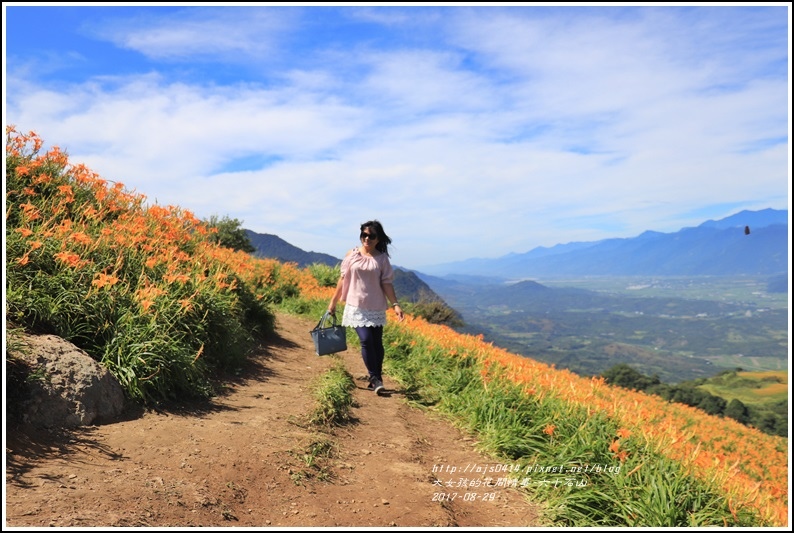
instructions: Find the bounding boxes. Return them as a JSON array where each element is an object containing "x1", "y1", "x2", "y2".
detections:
[{"x1": 339, "y1": 247, "x2": 394, "y2": 311}]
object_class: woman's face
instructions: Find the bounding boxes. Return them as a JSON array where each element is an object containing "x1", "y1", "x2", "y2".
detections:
[{"x1": 360, "y1": 227, "x2": 379, "y2": 252}]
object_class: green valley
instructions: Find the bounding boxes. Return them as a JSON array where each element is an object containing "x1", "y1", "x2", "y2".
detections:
[{"x1": 425, "y1": 275, "x2": 789, "y2": 384}]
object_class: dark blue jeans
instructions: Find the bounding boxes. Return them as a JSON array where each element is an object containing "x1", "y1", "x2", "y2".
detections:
[{"x1": 354, "y1": 326, "x2": 384, "y2": 381}]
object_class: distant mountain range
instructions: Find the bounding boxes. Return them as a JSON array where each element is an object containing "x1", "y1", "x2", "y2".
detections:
[
  {"x1": 244, "y1": 230, "x2": 340, "y2": 268},
  {"x1": 246, "y1": 208, "x2": 789, "y2": 290},
  {"x1": 418, "y1": 208, "x2": 789, "y2": 279},
  {"x1": 243, "y1": 209, "x2": 788, "y2": 381}
]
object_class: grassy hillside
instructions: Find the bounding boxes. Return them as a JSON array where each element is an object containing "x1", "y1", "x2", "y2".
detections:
[
  {"x1": 698, "y1": 370, "x2": 788, "y2": 405},
  {"x1": 5, "y1": 128, "x2": 788, "y2": 527}
]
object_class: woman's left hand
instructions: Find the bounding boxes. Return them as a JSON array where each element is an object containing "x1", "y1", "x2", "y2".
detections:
[{"x1": 393, "y1": 305, "x2": 405, "y2": 322}]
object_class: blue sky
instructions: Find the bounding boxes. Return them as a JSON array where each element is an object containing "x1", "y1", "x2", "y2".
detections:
[{"x1": 3, "y1": 3, "x2": 791, "y2": 270}]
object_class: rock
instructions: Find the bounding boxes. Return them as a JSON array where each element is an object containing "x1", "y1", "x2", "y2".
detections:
[{"x1": 14, "y1": 333, "x2": 127, "y2": 429}]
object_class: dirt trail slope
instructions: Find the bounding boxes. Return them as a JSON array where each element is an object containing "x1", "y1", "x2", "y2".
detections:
[{"x1": 5, "y1": 312, "x2": 541, "y2": 528}]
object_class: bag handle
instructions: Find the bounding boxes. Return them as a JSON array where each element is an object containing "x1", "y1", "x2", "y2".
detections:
[{"x1": 314, "y1": 310, "x2": 338, "y2": 330}]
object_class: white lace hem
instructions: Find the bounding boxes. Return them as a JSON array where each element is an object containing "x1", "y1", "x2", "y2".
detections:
[{"x1": 342, "y1": 304, "x2": 387, "y2": 327}]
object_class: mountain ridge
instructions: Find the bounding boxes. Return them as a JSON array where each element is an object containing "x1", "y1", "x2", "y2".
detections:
[
  {"x1": 418, "y1": 208, "x2": 789, "y2": 279},
  {"x1": 244, "y1": 230, "x2": 340, "y2": 268}
]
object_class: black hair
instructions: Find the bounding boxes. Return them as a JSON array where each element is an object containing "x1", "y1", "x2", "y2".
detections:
[{"x1": 360, "y1": 220, "x2": 392, "y2": 257}]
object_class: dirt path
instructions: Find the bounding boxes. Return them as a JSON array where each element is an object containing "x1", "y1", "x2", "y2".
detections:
[{"x1": 5, "y1": 312, "x2": 542, "y2": 528}]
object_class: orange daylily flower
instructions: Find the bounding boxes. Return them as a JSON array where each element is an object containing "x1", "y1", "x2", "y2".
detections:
[
  {"x1": 92, "y1": 273, "x2": 120, "y2": 289},
  {"x1": 53, "y1": 250, "x2": 82, "y2": 268},
  {"x1": 617, "y1": 428, "x2": 632, "y2": 439},
  {"x1": 70, "y1": 232, "x2": 94, "y2": 246}
]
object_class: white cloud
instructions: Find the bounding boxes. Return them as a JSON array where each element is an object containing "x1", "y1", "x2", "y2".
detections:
[{"x1": 89, "y1": 7, "x2": 299, "y2": 62}]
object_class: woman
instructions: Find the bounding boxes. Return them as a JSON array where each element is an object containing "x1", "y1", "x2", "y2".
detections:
[{"x1": 328, "y1": 220, "x2": 405, "y2": 395}]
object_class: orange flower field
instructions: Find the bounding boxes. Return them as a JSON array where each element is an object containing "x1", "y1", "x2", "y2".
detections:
[{"x1": 390, "y1": 313, "x2": 788, "y2": 526}]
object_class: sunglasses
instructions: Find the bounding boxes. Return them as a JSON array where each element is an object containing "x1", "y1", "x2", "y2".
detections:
[{"x1": 360, "y1": 232, "x2": 378, "y2": 240}]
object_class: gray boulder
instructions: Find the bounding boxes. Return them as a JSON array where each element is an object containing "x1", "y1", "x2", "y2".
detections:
[{"x1": 13, "y1": 333, "x2": 127, "y2": 429}]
